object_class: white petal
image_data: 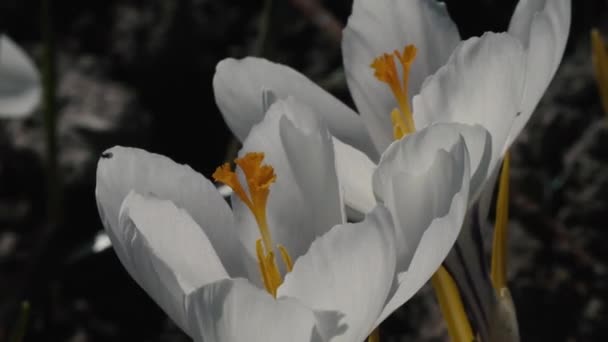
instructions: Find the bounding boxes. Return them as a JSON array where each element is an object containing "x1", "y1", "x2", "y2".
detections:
[
  {"x1": 506, "y1": 0, "x2": 571, "y2": 146},
  {"x1": 0, "y1": 35, "x2": 41, "y2": 118},
  {"x1": 342, "y1": 0, "x2": 461, "y2": 153},
  {"x1": 233, "y1": 98, "x2": 344, "y2": 282},
  {"x1": 213, "y1": 57, "x2": 378, "y2": 159},
  {"x1": 277, "y1": 206, "x2": 396, "y2": 342},
  {"x1": 95, "y1": 147, "x2": 246, "y2": 278},
  {"x1": 186, "y1": 278, "x2": 331, "y2": 342},
  {"x1": 374, "y1": 122, "x2": 488, "y2": 203},
  {"x1": 333, "y1": 137, "x2": 377, "y2": 219},
  {"x1": 118, "y1": 192, "x2": 229, "y2": 334},
  {"x1": 372, "y1": 125, "x2": 470, "y2": 323},
  {"x1": 413, "y1": 32, "x2": 526, "y2": 176}
]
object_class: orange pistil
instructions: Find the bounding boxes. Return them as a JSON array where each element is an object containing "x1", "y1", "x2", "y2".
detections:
[
  {"x1": 213, "y1": 152, "x2": 292, "y2": 297},
  {"x1": 371, "y1": 44, "x2": 418, "y2": 139},
  {"x1": 213, "y1": 152, "x2": 276, "y2": 251}
]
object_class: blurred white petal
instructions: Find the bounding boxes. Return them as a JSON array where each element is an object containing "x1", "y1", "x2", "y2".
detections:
[
  {"x1": 0, "y1": 35, "x2": 41, "y2": 118},
  {"x1": 92, "y1": 232, "x2": 111, "y2": 253}
]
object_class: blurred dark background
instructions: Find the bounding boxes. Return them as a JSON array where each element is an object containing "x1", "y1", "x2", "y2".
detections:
[{"x1": 0, "y1": 0, "x2": 607, "y2": 341}]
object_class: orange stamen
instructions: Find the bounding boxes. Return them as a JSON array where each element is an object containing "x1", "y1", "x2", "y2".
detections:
[
  {"x1": 371, "y1": 44, "x2": 418, "y2": 139},
  {"x1": 214, "y1": 152, "x2": 289, "y2": 297}
]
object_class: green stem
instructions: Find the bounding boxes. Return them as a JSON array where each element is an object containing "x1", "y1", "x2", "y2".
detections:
[
  {"x1": 41, "y1": 0, "x2": 62, "y2": 224},
  {"x1": 9, "y1": 302, "x2": 31, "y2": 342},
  {"x1": 254, "y1": 0, "x2": 273, "y2": 58}
]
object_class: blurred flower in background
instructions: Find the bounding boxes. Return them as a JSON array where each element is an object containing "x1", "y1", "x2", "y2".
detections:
[{"x1": 0, "y1": 35, "x2": 40, "y2": 119}]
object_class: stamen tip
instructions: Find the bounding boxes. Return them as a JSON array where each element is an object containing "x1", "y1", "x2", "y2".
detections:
[{"x1": 212, "y1": 163, "x2": 232, "y2": 182}]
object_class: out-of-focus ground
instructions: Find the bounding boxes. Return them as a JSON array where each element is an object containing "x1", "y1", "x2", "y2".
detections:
[{"x1": 0, "y1": 0, "x2": 606, "y2": 341}]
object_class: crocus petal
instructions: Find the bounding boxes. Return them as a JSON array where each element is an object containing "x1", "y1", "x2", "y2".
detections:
[
  {"x1": 187, "y1": 278, "x2": 329, "y2": 342},
  {"x1": 343, "y1": 0, "x2": 461, "y2": 152},
  {"x1": 0, "y1": 35, "x2": 41, "y2": 118},
  {"x1": 506, "y1": 0, "x2": 571, "y2": 146},
  {"x1": 413, "y1": 32, "x2": 526, "y2": 176},
  {"x1": 213, "y1": 57, "x2": 377, "y2": 159},
  {"x1": 333, "y1": 137, "x2": 377, "y2": 219},
  {"x1": 277, "y1": 206, "x2": 396, "y2": 342},
  {"x1": 118, "y1": 192, "x2": 229, "y2": 334},
  {"x1": 372, "y1": 124, "x2": 470, "y2": 323},
  {"x1": 233, "y1": 98, "x2": 344, "y2": 281},
  {"x1": 95, "y1": 146, "x2": 246, "y2": 278}
]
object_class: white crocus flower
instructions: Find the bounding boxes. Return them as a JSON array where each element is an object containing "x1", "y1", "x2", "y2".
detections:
[
  {"x1": 96, "y1": 98, "x2": 471, "y2": 341},
  {"x1": 0, "y1": 35, "x2": 41, "y2": 118},
  {"x1": 214, "y1": 31, "x2": 525, "y2": 226},
  {"x1": 213, "y1": 0, "x2": 569, "y2": 214},
  {"x1": 343, "y1": 0, "x2": 570, "y2": 156},
  {"x1": 210, "y1": 1, "x2": 568, "y2": 341}
]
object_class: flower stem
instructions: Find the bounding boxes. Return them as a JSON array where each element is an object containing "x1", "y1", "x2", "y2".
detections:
[
  {"x1": 491, "y1": 151, "x2": 511, "y2": 291},
  {"x1": 41, "y1": 0, "x2": 62, "y2": 224},
  {"x1": 254, "y1": 0, "x2": 274, "y2": 58},
  {"x1": 368, "y1": 327, "x2": 379, "y2": 342},
  {"x1": 8, "y1": 301, "x2": 30, "y2": 342},
  {"x1": 432, "y1": 266, "x2": 474, "y2": 342}
]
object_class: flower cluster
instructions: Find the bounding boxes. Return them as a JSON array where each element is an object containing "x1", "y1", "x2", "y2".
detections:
[{"x1": 95, "y1": 0, "x2": 570, "y2": 341}]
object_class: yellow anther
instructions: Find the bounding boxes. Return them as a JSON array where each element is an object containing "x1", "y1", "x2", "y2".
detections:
[
  {"x1": 256, "y1": 239, "x2": 273, "y2": 294},
  {"x1": 431, "y1": 266, "x2": 474, "y2": 342},
  {"x1": 391, "y1": 108, "x2": 410, "y2": 140},
  {"x1": 266, "y1": 252, "x2": 282, "y2": 295},
  {"x1": 491, "y1": 151, "x2": 511, "y2": 291},
  {"x1": 371, "y1": 44, "x2": 417, "y2": 138},
  {"x1": 591, "y1": 29, "x2": 608, "y2": 116},
  {"x1": 278, "y1": 245, "x2": 294, "y2": 272}
]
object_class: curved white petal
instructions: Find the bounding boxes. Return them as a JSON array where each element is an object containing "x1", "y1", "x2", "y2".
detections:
[
  {"x1": 506, "y1": 0, "x2": 571, "y2": 146},
  {"x1": 375, "y1": 123, "x2": 488, "y2": 204},
  {"x1": 233, "y1": 98, "x2": 344, "y2": 282},
  {"x1": 118, "y1": 192, "x2": 229, "y2": 334},
  {"x1": 413, "y1": 32, "x2": 526, "y2": 176},
  {"x1": 0, "y1": 35, "x2": 41, "y2": 118},
  {"x1": 372, "y1": 124, "x2": 470, "y2": 323},
  {"x1": 333, "y1": 137, "x2": 377, "y2": 219},
  {"x1": 277, "y1": 206, "x2": 396, "y2": 342},
  {"x1": 187, "y1": 278, "x2": 329, "y2": 342},
  {"x1": 213, "y1": 57, "x2": 378, "y2": 159},
  {"x1": 95, "y1": 146, "x2": 246, "y2": 278},
  {"x1": 343, "y1": 0, "x2": 461, "y2": 152}
]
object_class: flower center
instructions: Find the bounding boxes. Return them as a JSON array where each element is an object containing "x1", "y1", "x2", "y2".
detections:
[
  {"x1": 213, "y1": 152, "x2": 293, "y2": 297},
  {"x1": 370, "y1": 44, "x2": 418, "y2": 139}
]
